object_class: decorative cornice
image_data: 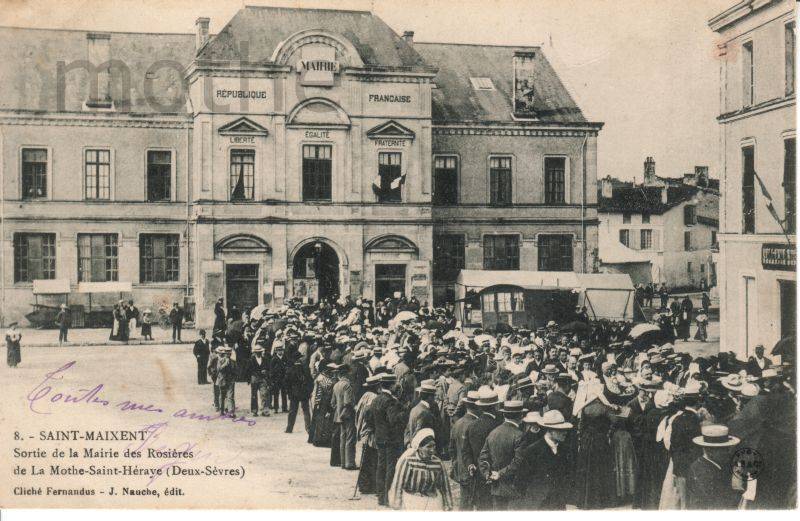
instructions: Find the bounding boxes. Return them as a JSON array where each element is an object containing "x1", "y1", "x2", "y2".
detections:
[
  {"x1": 708, "y1": 0, "x2": 777, "y2": 32},
  {"x1": 717, "y1": 96, "x2": 795, "y2": 123},
  {"x1": 0, "y1": 112, "x2": 191, "y2": 129},
  {"x1": 432, "y1": 125, "x2": 600, "y2": 137}
]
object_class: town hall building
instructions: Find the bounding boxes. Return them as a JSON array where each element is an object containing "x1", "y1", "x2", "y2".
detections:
[{"x1": 0, "y1": 6, "x2": 602, "y2": 328}]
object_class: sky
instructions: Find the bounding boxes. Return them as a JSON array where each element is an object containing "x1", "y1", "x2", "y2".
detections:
[{"x1": 1, "y1": 0, "x2": 734, "y2": 181}]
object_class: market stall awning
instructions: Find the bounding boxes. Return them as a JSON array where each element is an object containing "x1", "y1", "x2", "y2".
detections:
[{"x1": 32, "y1": 279, "x2": 70, "y2": 294}]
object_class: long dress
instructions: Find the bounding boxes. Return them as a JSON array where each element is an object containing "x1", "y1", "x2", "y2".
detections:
[
  {"x1": 637, "y1": 407, "x2": 671, "y2": 509},
  {"x1": 574, "y1": 400, "x2": 615, "y2": 509},
  {"x1": 356, "y1": 390, "x2": 378, "y2": 494},
  {"x1": 5, "y1": 330, "x2": 21, "y2": 367},
  {"x1": 388, "y1": 448, "x2": 453, "y2": 511},
  {"x1": 611, "y1": 420, "x2": 636, "y2": 501},
  {"x1": 309, "y1": 373, "x2": 337, "y2": 448}
]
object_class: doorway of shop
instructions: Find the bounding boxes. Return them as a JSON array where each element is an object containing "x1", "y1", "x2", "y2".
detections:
[
  {"x1": 293, "y1": 241, "x2": 340, "y2": 304},
  {"x1": 226, "y1": 264, "x2": 259, "y2": 317}
]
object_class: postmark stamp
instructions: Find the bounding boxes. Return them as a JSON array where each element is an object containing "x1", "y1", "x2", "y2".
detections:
[{"x1": 730, "y1": 447, "x2": 764, "y2": 481}]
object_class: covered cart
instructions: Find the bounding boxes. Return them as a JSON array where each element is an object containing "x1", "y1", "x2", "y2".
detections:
[
  {"x1": 76, "y1": 281, "x2": 133, "y2": 328},
  {"x1": 25, "y1": 279, "x2": 71, "y2": 329},
  {"x1": 454, "y1": 270, "x2": 635, "y2": 331}
]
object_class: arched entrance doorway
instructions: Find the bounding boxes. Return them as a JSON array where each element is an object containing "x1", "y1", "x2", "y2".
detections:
[{"x1": 292, "y1": 241, "x2": 340, "y2": 303}]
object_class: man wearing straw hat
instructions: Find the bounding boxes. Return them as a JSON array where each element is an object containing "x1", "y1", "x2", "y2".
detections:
[
  {"x1": 403, "y1": 380, "x2": 438, "y2": 448},
  {"x1": 372, "y1": 373, "x2": 406, "y2": 506},
  {"x1": 449, "y1": 390, "x2": 479, "y2": 510},
  {"x1": 464, "y1": 387, "x2": 502, "y2": 510},
  {"x1": 686, "y1": 425, "x2": 741, "y2": 509},
  {"x1": 216, "y1": 346, "x2": 237, "y2": 416},
  {"x1": 480, "y1": 399, "x2": 527, "y2": 509},
  {"x1": 511, "y1": 409, "x2": 573, "y2": 510},
  {"x1": 248, "y1": 344, "x2": 271, "y2": 416}
]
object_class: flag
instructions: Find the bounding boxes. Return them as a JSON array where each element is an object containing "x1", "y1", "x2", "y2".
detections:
[
  {"x1": 390, "y1": 172, "x2": 406, "y2": 190},
  {"x1": 753, "y1": 170, "x2": 786, "y2": 230}
]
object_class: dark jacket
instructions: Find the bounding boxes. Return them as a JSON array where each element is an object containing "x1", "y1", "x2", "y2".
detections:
[
  {"x1": 669, "y1": 409, "x2": 702, "y2": 478},
  {"x1": 404, "y1": 400, "x2": 437, "y2": 447},
  {"x1": 248, "y1": 353, "x2": 271, "y2": 385},
  {"x1": 512, "y1": 436, "x2": 570, "y2": 510},
  {"x1": 687, "y1": 456, "x2": 741, "y2": 509},
  {"x1": 465, "y1": 412, "x2": 501, "y2": 476},
  {"x1": 450, "y1": 411, "x2": 479, "y2": 484},
  {"x1": 331, "y1": 377, "x2": 355, "y2": 423},
  {"x1": 169, "y1": 307, "x2": 183, "y2": 325},
  {"x1": 285, "y1": 361, "x2": 313, "y2": 401},
  {"x1": 372, "y1": 390, "x2": 406, "y2": 446},
  {"x1": 546, "y1": 390, "x2": 573, "y2": 420},
  {"x1": 269, "y1": 355, "x2": 287, "y2": 387},
  {"x1": 193, "y1": 339, "x2": 210, "y2": 359},
  {"x1": 479, "y1": 420, "x2": 524, "y2": 497}
]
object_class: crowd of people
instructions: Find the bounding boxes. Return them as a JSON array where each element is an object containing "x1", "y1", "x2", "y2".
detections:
[{"x1": 189, "y1": 293, "x2": 795, "y2": 511}]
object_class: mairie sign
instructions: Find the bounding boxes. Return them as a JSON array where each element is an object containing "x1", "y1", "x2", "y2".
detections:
[
  {"x1": 297, "y1": 59, "x2": 340, "y2": 86},
  {"x1": 761, "y1": 242, "x2": 796, "y2": 271}
]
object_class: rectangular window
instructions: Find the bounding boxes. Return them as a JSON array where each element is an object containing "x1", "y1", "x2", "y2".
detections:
[
  {"x1": 544, "y1": 157, "x2": 566, "y2": 204},
  {"x1": 140, "y1": 234, "x2": 180, "y2": 283},
  {"x1": 302, "y1": 145, "x2": 332, "y2": 201},
  {"x1": 622, "y1": 212, "x2": 632, "y2": 224},
  {"x1": 640, "y1": 229, "x2": 653, "y2": 250},
  {"x1": 538, "y1": 235, "x2": 573, "y2": 271},
  {"x1": 684, "y1": 230, "x2": 692, "y2": 251},
  {"x1": 489, "y1": 156, "x2": 512, "y2": 206},
  {"x1": 375, "y1": 264, "x2": 406, "y2": 301},
  {"x1": 619, "y1": 229, "x2": 630, "y2": 247},
  {"x1": 147, "y1": 150, "x2": 172, "y2": 202},
  {"x1": 743, "y1": 41, "x2": 754, "y2": 107},
  {"x1": 784, "y1": 138, "x2": 796, "y2": 234},
  {"x1": 684, "y1": 205, "x2": 696, "y2": 225},
  {"x1": 787, "y1": 22, "x2": 795, "y2": 96},
  {"x1": 433, "y1": 234, "x2": 465, "y2": 281},
  {"x1": 230, "y1": 149, "x2": 255, "y2": 201},
  {"x1": 21, "y1": 148, "x2": 47, "y2": 199},
  {"x1": 13, "y1": 233, "x2": 56, "y2": 282},
  {"x1": 483, "y1": 235, "x2": 519, "y2": 270},
  {"x1": 77, "y1": 234, "x2": 118, "y2": 282},
  {"x1": 742, "y1": 145, "x2": 756, "y2": 234},
  {"x1": 377, "y1": 152, "x2": 402, "y2": 203},
  {"x1": 642, "y1": 212, "x2": 650, "y2": 224},
  {"x1": 687, "y1": 261, "x2": 693, "y2": 275},
  {"x1": 712, "y1": 230, "x2": 718, "y2": 246},
  {"x1": 433, "y1": 156, "x2": 458, "y2": 205},
  {"x1": 84, "y1": 149, "x2": 111, "y2": 200}
]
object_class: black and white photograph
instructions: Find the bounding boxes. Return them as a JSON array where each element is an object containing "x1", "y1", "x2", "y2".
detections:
[{"x1": 0, "y1": 0, "x2": 796, "y2": 514}]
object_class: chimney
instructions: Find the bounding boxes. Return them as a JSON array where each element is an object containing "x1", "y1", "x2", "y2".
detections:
[
  {"x1": 513, "y1": 51, "x2": 536, "y2": 117},
  {"x1": 195, "y1": 17, "x2": 210, "y2": 53},
  {"x1": 600, "y1": 176, "x2": 613, "y2": 199},
  {"x1": 402, "y1": 30, "x2": 414, "y2": 44},
  {"x1": 85, "y1": 32, "x2": 112, "y2": 109},
  {"x1": 643, "y1": 156, "x2": 656, "y2": 185}
]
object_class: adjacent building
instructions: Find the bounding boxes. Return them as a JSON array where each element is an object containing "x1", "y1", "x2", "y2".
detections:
[
  {"x1": 597, "y1": 158, "x2": 720, "y2": 289},
  {"x1": 710, "y1": 0, "x2": 796, "y2": 359},
  {"x1": 0, "y1": 6, "x2": 602, "y2": 328}
]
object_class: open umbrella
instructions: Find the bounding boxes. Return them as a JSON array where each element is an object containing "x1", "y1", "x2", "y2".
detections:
[
  {"x1": 393, "y1": 310, "x2": 418, "y2": 322},
  {"x1": 771, "y1": 335, "x2": 795, "y2": 359},
  {"x1": 250, "y1": 304, "x2": 268, "y2": 319},
  {"x1": 628, "y1": 323, "x2": 661, "y2": 339}
]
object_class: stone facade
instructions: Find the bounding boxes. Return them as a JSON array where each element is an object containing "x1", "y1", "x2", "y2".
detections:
[{"x1": 0, "y1": 6, "x2": 602, "y2": 328}]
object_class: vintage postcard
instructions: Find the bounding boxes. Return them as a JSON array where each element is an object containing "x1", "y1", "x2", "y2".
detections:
[{"x1": 0, "y1": 0, "x2": 796, "y2": 512}]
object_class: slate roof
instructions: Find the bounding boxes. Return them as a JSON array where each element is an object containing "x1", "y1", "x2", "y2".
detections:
[
  {"x1": 0, "y1": 26, "x2": 195, "y2": 114},
  {"x1": 414, "y1": 42, "x2": 587, "y2": 124},
  {"x1": 197, "y1": 6, "x2": 427, "y2": 69},
  {"x1": 598, "y1": 185, "x2": 700, "y2": 214}
]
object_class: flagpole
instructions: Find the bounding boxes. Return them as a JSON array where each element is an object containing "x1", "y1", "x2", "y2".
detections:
[{"x1": 753, "y1": 170, "x2": 793, "y2": 244}]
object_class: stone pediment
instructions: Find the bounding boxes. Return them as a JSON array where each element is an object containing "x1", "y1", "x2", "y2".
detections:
[
  {"x1": 366, "y1": 120, "x2": 415, "y2": 140},
  {"x1": 287, "y1": 98, "x2": 351, "y2": 128},
  {"x1": 218, "y1": 117, "x2": 269, "y2": 136},
  {"x1": 364, "y1": 234, "x2": 418, "y2": 253},
  {"x1": 215, "y1": 234, "x2": 271, "y2": 253}
]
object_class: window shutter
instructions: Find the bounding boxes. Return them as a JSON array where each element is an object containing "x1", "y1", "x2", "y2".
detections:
[{"x1": 653, "y1": 230, "x2": 661, "y2": 250}]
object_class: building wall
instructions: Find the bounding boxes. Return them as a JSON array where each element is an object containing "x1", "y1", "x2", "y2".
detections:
[{"x1": 714, "y1": 0, "x2": 796, "y2": 359}]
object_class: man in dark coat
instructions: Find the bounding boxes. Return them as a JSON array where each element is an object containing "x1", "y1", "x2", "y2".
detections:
[
  {"x1": 668, "y1": 388, "x2": 703, "y2": 508},
  {"x1": 372, "y1": 373, "x2": 406, "y2": 506},
  {"x1": 403, "y1": 381, "x2": 438, "y2": 447},
  {"x1": 464, "y1": 389, "x2": 502, "y2": 510},
  {"x1": 511, "y1": 409, "x2": 573, "y2": 510},
  {"x1": 659, "y1": 284, "x2": 670, "y2": 310},
  {"x1": 331, "y1": 364, "x2": 357, "y2": 469},
  {"x1": 285, "y1": 350, "x2": 313, "y2": 432},
  {"x1": 546, "y1": 375, "x2": 573, "y2": 420},
  {"x1": 686, "y1": 425, "x2": 742, "y2": 509},
  {"x1": 55, "y1": 303, "x2": 71, "y2": 345},
  {"x1": 193, "y1": 329, "x2": 211, "y2": 385},
  {"x1": 248, "y1": 345, "x2": 271, "y2": 416},
  {"x1": 269, "y1": 341, "x2": 288, "y2": 413},
  {"x1": 480, "y1": 400, "x2": 526, "y2": 510},
  {"x1": 745, "y1": 344, "x2": 772, "y2": 377},
  {"x1": 449, "y1": 390, "x2": 479, "y2": 510},
  {"x1": 350, "y1": 351, "x2": 370, "y2": 403},
  {"x1": 169, "y1": 302, "x2": 183, "y2": 343}
]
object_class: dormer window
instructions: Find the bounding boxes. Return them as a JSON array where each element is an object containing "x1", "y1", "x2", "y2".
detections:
[{"x1": 470, "y1": 77, "x2": 495, "y2": 91}]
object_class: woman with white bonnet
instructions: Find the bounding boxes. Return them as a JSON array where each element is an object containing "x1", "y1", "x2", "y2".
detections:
[
  {"x1": 5, "y1": 322, "x2": 22, "y2": 368},
  {"x1": 388, "y1": 428, "x2": 453, "y2": 510}
]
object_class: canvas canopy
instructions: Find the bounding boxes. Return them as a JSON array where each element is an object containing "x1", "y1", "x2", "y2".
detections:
[{"x1": 455, "y1": 270, "x2": 635, "y2": 322}]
